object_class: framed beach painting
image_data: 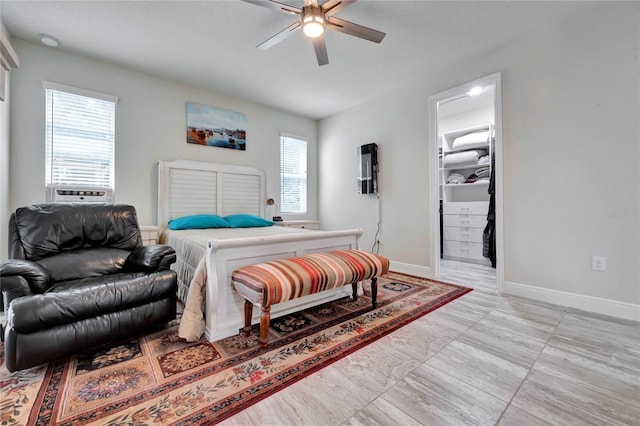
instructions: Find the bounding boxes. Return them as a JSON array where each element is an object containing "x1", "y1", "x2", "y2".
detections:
[{"x1": 186, "y1": 102, "x2": 246, "y2": 150}]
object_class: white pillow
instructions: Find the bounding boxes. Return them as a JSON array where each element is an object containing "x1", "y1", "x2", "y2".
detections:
[{"x1": 451, "y1": 131, "x2": 489, "y2": 150}]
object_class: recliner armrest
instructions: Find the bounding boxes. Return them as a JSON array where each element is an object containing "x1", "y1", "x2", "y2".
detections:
[
  {"x1": 0, "y1": 260, "x2": 51, "y2": 312},
  {"x1": 125, "y1": 245, "x2": 176, "y2": 272},
  {"x1": 0, "y1": 260, "x2": 50, "y2": 291}
]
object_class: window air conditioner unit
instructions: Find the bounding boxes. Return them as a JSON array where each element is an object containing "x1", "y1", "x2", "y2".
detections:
[{"x1": 46, "y1": 186, "x2": 114, "y2": 203}]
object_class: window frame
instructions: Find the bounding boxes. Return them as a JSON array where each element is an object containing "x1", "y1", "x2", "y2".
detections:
[
  {"x1": 279, "y1": 133, "x2": 308, "y2": 215},
  {"x1": 43, "y1": 81, "x2": 118, "y2": 195}
]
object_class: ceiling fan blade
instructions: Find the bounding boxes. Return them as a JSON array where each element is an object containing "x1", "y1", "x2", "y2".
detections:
[
  {"x1": 257, "y1": 21, "x2": 302, "y2": 50},
  {"x1": 321, "y1": 0, "x2": 356, "y2": 17},
  {"x1": 326, "y1": 16, "x2": 386, "y2": 43},
  {"x1": 312, "y1": 36, "x2": 329, "y2": 66},
  {"x1": 241, "y1": 0, "x2": 301, "y2": 16}
]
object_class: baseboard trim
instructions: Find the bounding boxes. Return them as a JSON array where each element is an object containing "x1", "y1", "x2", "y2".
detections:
[
  {"x1": 388, "y1": 261, "x2": 639, "y2": 322},
  {"x1": 390, "y1": 261, "x2": 431, "y2": 278},
  {"x1": 503, "y1": 281, "x2": 640, "y2": 322}
]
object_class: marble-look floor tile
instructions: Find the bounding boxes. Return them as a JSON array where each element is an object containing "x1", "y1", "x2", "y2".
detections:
[
  {"x1": 343, "y1": 397, "x2": 422, "y2": 426},
  {"x1": 439, "y1": 259, "x2": 497, "y2": 293},
  {"x1": 449, "y1": 294, "x2": 496, "y2": 315},
  {"x1": 419, "y1": 301, "x2": 483, "y2": 330},
  {"x1": 479, "y1": 309, "x2": 557, "y2": 341},
  {"x1": 456, "y1": 316, "x2": 548, "y2": 369},
  {"x1": 381, "y1": 364, "x2": 506, "y2": 425},
  {"x1": 216, "y1": 390, "x2": 313, "y2": 426},
  {"x1": 417, "y1": 307, "x2": 475, "y2": 333},
  {"x1": 496, "y1": 295, "x2": 566, "y2": 328},
  {"x1": 547, "y1": 332, "x2": 640, "y2": 374},
  {"x1": 566, "y1": 306, "x2": 640, "y2": 327},
  {"x1": 533, "y1": 340, "x2": 640, "y2": 407},
  {"x1": 555, "y1": 312, "x2": 640, "y2": 350},
  {"x1": 453, "y1": 290, "x2": 499, "y2": 311},
  {"x1": 511, "y1": 369, "x2": 640, "y2": 425},
  {"x1": 329, "y1": 339, "x2": 423, "y2": 394},
  {"x1": 498, "y1": 405, "x2": 553, "y2": 426},
  {"x1": 225, "y1": 364, "x2": 378, "y2": 426},
  {"x1": 437, "y1": 296, "x2": 492, "y2": 322},
  {"x1": 375, "y1": 317, "x2": 459, "y2": 362},
  {"x1": 426, "y1": 339, "x2": 529, "y2": 402}
]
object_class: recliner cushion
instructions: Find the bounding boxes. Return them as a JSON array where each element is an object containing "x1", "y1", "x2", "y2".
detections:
[
  {"x1": 14, "y1": 204, "x2": 142, "y2": 261},
  {"x1": 8, "y1": 270, "x2": 176, "y2": 334},
  {"x1": 37, "y1": 247, "x2": 130, "y2": 282}
]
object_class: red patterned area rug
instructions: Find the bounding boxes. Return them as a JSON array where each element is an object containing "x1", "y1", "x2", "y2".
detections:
[{"x1": 1, "y1": 272, "x2": 471, "y2": 425}]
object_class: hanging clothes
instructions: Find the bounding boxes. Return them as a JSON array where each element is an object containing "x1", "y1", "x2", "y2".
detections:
[{"x1": 483, "y1": 153, "x2": 496, "y2": 268}]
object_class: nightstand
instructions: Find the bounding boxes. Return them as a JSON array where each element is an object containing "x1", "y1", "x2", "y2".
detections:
[
  {"x1": 140, "y1": 225, "x2": 159, "y2": 245},
  {"x1": 275, "y1": 220, "x2": 320, "y2": 230}
]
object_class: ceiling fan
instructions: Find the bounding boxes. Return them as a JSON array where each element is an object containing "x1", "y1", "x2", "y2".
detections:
[{"x1": 242, "y1": 0, "x2": 386, "y2": 66}]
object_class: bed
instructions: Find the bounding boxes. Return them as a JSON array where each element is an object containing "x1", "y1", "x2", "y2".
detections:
[{"x1": 157, "y1": 159, "x2": 363, "y2": 342}]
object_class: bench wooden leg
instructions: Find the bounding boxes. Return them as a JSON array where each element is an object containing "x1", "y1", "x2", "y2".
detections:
[
  {"x1": 243, "y1": 300, "x2": 253, "y2": 337},
  {"x1": 259, "y1": 305, "x2": 271, "y2": 347},
  {"x1": 351, "y1": 281, "x2": 358, "y2": 302},
  {"x1": 371, "y1": 277, "x2": 378, "y2": 308}
]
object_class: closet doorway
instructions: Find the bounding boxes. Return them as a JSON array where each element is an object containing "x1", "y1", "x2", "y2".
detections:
[{"x1": 428, "y1": 73, "x2": 503, "y2": 291}]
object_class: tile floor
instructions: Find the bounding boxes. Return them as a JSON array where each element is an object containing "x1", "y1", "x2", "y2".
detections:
[{"x1": 220, "y1": 260, "x2": 639, "y2": 425}]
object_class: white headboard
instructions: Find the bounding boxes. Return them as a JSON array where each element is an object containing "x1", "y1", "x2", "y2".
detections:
[{"x1": 157, "y1": 159, "x2": 266, "y2": 229}]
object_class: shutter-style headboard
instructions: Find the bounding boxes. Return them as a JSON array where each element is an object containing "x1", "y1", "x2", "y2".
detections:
[{"x1": 157, "y1": 160, "x2": 266, "y2": 229}]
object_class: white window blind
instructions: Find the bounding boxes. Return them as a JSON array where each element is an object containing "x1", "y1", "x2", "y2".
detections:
[
  {"x1": 280, "y1": 135, "x2": 307, "y2": 214},
  {"x1": 44, "y1": 82, "x2": 117, "y2": 189}
]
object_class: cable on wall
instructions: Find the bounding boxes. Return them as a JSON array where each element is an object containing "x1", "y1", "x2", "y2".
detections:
[
  {"x1": 371, "y1": 222, "x2": 381, "y2": 253},
  {"x1": 371, "y1": 193, "x2": 381, "y2": 253}
]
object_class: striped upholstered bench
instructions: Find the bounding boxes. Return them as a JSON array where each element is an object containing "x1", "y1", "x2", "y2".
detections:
[{"x1": 232, "y1": 249, "x2": 390, "y2": 346}]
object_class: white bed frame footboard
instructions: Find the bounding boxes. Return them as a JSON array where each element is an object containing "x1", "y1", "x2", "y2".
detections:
[
  {"x1": 204, "y1": 228, "x2": 362, "y2": 341},
  {"x1": 158, "y1": 159, "x2": 363, "y2": 341}
]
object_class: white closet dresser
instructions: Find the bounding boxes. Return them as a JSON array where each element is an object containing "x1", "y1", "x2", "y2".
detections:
[{"x1": 442, "y1": 201, "x2": 490, "y2": 265}]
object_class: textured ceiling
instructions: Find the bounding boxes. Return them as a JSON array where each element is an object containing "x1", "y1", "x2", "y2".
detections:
[{"x1": 1, "y1": 1, "x2": 591, "y2": 120}]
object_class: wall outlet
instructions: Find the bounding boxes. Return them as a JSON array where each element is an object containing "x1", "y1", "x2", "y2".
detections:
[{"x1": 592, "y1": 256, "x2": 606, "y2": 271}]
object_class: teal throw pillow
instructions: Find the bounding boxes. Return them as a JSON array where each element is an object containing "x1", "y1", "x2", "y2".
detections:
[
  {"x1": 168, "y1": 214, "x2": 231, "y2": 230},
  {"x1": 224, "y1": 214, "x2": 274, "y2": 228}
]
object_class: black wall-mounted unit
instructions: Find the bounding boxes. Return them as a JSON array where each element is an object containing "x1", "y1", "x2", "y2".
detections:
[{"x1": 357, "y1": 143, "x2": 378, "y2": 194}]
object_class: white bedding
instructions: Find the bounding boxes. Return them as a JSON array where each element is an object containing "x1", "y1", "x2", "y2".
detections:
[
  {"x1": 451, "y1": 130, "x2": 490, "y2": 150},
  {"x1": 160, "y1": 226, "x2": 312, "y2": 341},
  {"x1": 161, "y1": 226, "x2": 310, "y2": 301},
  {"x1": 443, "y1": 149, "x2": 488, "y2": 168}
]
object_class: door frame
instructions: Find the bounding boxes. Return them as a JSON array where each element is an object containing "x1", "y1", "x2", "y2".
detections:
[{"x1": 427, "y1": 72, "x2": 504, "y2": 292}]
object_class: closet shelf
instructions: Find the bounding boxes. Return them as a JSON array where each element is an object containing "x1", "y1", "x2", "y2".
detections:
[
  {"x1": 442, "y1": 143, "x2": 490, "y2": 156},
  {"x1": 441, "y1": 163, "x2": 490, "y2": 172},
  {"x1": 443, "y1": 181, "x2": 489, "y2": 188}
]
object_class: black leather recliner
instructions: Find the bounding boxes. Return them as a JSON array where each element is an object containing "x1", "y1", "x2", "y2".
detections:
[{"x1": 0, "y1": 203, "x2": 177, "y2": 372}]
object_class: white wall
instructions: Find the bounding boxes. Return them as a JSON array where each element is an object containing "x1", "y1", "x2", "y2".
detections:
[
  {"x1": 8, "y1": 38, "x2": 318, "y2": 229},
  {"x1": 0, "y1": 20, "x2": 13, "y2": 261},
  {"x1": 319, "y1": 3, "x2": 640, "y2": 307},
  {"x1": 0, "y1": 71, "x2": 9, "y2": 261}
]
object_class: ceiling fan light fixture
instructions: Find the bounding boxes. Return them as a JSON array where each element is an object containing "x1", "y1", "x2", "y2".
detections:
[
  {"x1": 302, "y1": 9, "x2": 325, "y2": 38},
  {"x1": 244, "y1": 0, "x2": 386, "y2": 66}
]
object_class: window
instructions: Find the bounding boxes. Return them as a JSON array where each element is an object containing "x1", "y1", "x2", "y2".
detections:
[
  {"x1": 44, "y1": 81, "x2": 117, "y2": 192},
  {"x1": 280, "y1": 134, "x2": 307, "y2": 214}
]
